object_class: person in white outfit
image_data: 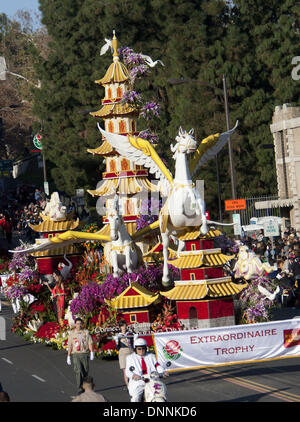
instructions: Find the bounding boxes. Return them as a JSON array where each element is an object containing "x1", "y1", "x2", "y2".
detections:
[{"x1": 125, "y1": 337, "x2": 167, "y2": 402}]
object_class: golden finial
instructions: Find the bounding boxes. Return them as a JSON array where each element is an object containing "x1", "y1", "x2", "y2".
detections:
[{"x1": 112, "y1": 29, "x2": 119, "y2": 61}]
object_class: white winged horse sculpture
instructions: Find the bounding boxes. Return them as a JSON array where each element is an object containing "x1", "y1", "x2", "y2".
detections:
[
  {"x1": 108, "y1": 195, "x2": 143, "y2": 277},
  {"x1": 99, "y1": 121, "x2": 238, "y2": 286}
]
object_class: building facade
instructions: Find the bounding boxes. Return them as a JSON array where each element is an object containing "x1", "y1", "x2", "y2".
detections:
[{"x1": 255, "y1": 104, "x2": 300, "y2": 231}]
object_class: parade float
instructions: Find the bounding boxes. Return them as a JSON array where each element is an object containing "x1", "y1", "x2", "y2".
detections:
[{"x1": 3, "y1": 32, "x2": 281, "y2": 357}]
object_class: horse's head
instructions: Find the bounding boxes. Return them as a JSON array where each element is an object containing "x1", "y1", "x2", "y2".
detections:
[
  {"x1": 108, "y1": 212, "x2": 122, "y2": 241},
  {"x1": 170, "y1": 127, "x2": 197, "y2": 159},
  {"x1": 107, "y1": 195, "x2": 122, "y2": 241}
]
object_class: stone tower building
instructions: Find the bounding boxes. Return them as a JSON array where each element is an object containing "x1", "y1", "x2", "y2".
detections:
[{"x1": 270, "y1": 103, "x2": 300, "y2": 230}]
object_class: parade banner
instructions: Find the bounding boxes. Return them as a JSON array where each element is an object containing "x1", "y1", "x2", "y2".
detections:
[{"x1": 153, "y1": 319, "x2": 300, "y2": 372}]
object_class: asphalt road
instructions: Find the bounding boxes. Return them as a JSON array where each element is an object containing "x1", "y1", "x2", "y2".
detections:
[{"x1": 1, "y1": 299, "x2": 300, "y2": 403}]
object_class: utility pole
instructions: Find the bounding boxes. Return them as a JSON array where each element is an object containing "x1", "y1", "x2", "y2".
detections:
[
  {"x1": 223, "y1": 74, "x2": 237, "y2": 200},
  {"x1": 215, "y1": 154, "x2": 223, "y2": 222}
]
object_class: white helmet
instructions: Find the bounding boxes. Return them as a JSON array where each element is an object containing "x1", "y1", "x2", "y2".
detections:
[{"x1": 134, "y1": 337, "x2": 147, "y2": 350}]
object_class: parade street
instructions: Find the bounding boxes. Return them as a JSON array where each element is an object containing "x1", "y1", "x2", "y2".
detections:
[{"x1": 1, "y1": 299, "x2": 300, "y2": 403}]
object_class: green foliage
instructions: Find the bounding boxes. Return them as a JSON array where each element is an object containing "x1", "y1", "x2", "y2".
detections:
[{"x1": 32, "y1": 0, "x2": 300, "y2": 216}]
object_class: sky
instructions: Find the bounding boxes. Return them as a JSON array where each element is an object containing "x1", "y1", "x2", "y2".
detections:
[{"x1": 0, "y1": 0, "x2": 40, "y2": 20}]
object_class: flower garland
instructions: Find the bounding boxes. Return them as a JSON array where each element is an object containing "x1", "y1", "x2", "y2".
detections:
[{"x1": 237, "y1": 275, "x2": 280, "y2": 324}]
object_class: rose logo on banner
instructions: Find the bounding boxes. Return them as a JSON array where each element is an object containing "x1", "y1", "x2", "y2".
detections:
[
  {"x1": 33, "y1": 133, "x2": 43, "y2": 150},
  {"x1": 163, "y1": 340, "x2": 182, "y2": 361},
  {"x1": 284, "y1": 329, "x2": 300, "y2": 348}
]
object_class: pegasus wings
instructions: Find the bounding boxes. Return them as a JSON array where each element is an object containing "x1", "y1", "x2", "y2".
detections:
[
  {"x1": 189, "y1": 120, "x2": 239, "y2": 177},
  {"x1": 98, "y1": 126, "x2": 173, "y2": 195},
  {"x1": 9, "y1": 231, "x2": 111, "y2": 255}
]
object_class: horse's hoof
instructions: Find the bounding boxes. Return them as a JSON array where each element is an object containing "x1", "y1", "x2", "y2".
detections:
[
  {"x1": 200, "y1": 224, "x2": 208, "y2": 235},
  {"x1": 162, "y1": 277, "x2": 172, "y2": 288}
]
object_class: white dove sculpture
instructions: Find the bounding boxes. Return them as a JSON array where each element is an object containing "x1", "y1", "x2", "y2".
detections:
[
  {"x1": 100, "y1": 38, "x2": 113, "y2": 56},
  {"x1": 140, "y1": 54, "x2": 164, "y2": 68},
  {"x1": 258, "y1": 285, "x2": 280, "y2": 301}
]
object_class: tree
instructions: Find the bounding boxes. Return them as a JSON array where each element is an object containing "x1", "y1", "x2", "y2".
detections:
[
  {"x1": 203, "y1": 0, "x2": 300, "y2": 204},
  {"x1": 33, "y1": 0, "x2": 109, "y2": 196},
  {"x1": 0, "y1": 11, "x2": 48, "y2": 161}
]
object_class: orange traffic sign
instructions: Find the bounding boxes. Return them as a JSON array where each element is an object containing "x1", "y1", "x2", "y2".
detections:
[{"x1": 225, "y1": 199, "x2": 246, "y2": 211}]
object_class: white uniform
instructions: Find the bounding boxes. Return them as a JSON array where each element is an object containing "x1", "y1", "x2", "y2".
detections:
[{"x1": 125, "y1": 352, "x2": 165, "y2": 402}]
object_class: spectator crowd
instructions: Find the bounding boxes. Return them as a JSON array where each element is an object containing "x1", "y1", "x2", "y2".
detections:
[
  {"x1": 0, "y1": 184, "x2": 89, "y2": 246},
  {"x1": 240, "y1": 227, "x2": 300, "y2": 306},
  {"x1": 0, "y1": 184, "x2": 45, "y2": 244}
]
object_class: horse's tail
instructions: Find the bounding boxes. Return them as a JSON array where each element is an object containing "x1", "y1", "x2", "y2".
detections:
[{"x1": 206, "y1": 220, "x2": 235, "y2": 226}]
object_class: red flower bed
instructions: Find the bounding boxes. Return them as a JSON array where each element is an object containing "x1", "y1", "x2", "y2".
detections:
[
  {"x1": 27, "y1": 283, "x2": 44, "y2": 295},
  {"x1": 35, "y1": 322, "x2": 61, "y2": 339},
  {"x1": 5, "y1": 274, "x2": 19, "y2": 288},
  {"x1": 30, "y1": 301, "x2": 46, "y2": 313},
  {"x1": 102, "y1": 340, "x2": 116, "y2": 351}
]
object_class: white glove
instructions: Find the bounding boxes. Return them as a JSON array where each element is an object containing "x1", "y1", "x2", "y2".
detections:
[
  {"x1": 67, "y1": 355, "x2": 71, "y2": 366},
  {"x1": 90, "y1": 351, "x2": 94, "y2": 361}
]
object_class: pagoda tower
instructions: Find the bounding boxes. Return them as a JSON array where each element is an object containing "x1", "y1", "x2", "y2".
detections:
[{"x1": 87, "y1": 32, "x2": 157, "y2": 253}]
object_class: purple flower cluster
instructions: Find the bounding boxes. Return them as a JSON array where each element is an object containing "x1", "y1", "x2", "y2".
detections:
[
  {"x1": 118, "y1": 46, "x2": 149, "y2": 82},
  {"x1": 122, "y1": 90, "x2": 142, "y2": 104},
  {"x1": 70, "y1": 264, "x2": 180, "y2": 318},
  {"x1": 138, "y1": 130, "x2": 159, "y2": 144},
  {"x1": 5, "y1": 284, "x2": 28, "y2": 301},
  {"x1": 119, "y1": 47, "x2": 146, "y2": 67},
  {"x1": 9, "y1": 245, "x2": 35, "y2": 273},
  {"x1": 130, "y1": 65, "x2": 149, "y2": 81},
  {"x1": 245, "y1": 303, "x2": 268, "y2": 321},
  {"x1": 136, "y1": 215, "x2": 157, "y2": 231},
  {"x1": 140, "y1": 101, "x2": 160, "y2": 120},
  {"x1": 70, "y1": 282, "x2": 104, "y2": 317},
  {"x1": 18, "y1": 267, "x2": 36, "y2": 283},
  {"x1": 238, "y1": 275, "x2": 279, "y2": 323},
  {"x1": 136, "y1": 199, "x2": 162, "y2": 230}
]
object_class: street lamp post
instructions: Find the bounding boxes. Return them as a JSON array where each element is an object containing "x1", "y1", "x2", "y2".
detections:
[{"x1": 222, "y1": 74, "x2": 237, "y2": 200}]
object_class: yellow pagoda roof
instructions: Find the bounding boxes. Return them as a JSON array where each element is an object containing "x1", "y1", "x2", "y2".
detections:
[
  {"x1": 87, "y1": 140, "x2": 115, "y2": 156},
  {"x1": 175, "y1": 228, "x2": 201, "y2": 241},
  {"x1": 29, "y1": 218, "x2": 79, "y2": 233},
  {"x1": 88, "y1": 177, "x2": 157, "y2": 197},
  {"x1": 207, "y1": 279, "x2": 248, "y2": 297},
  {"x1": 167, "y1": 249, "x2": 235, "y2": 268},
  {"x1": 30, "y1": 243, "x2": 80, "y2": 258},
  {"x1": 95, "y1": 60, "x2": 129, "y2": 85},
  {"x1": 161, "y1": 282, "x2": 208, "y2": 300},
  {"x1": 106, "y1": 281, "x2": 160, "y2": 309},
  {"x1": 143, "y1": 246, "x2": 177, "y2": 263},
  {"x1": 175, "y1": 228, "x2": 222, "y2": 241},
  {"x1": 96, "y1": 221, "x2": 137, "y2": 239},
  {"x1": 90, "y1": 102, "x2": 136, "y2": 118},
  {"x1": 160, "y1": 278, "x2": 247, "y2": 300}
]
